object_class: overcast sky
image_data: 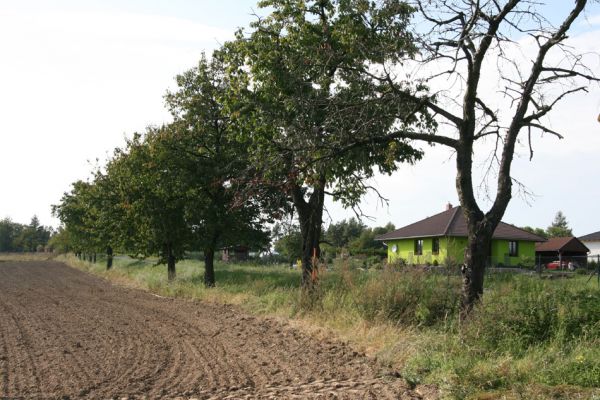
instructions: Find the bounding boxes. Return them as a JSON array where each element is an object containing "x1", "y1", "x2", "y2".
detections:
[{"x1": 1, "y1": 1, "x2": 600, "y2": 236}]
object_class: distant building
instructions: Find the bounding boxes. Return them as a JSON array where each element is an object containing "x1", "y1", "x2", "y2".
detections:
[
  {"x1": 221, "y1": 246, "x2": 250, "y2": 262},
  {"x1": 579, "y1": 231, "x2": 600, "y2": 257},
  {"x1": 535, "y1": 237, "x2": 589, "y2": 267},
  {"x1": 375, "y1": 204, "x2": 545, "y2": 267}
]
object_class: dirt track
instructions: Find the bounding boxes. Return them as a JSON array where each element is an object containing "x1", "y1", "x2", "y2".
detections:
[{"x1": 0, "y1": 261, "x2": 419, "y2": 399}]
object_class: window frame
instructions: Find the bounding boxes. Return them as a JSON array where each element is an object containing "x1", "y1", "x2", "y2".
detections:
[
  {"x1": 432, "y1": 237, "x2": 440, "y2": 255},
  {"x1": 414, "y1": 239, "x2": 423, "y2": 256},
  {"x1": 508, "y1": 240, "x2": 519, "y2": 257}
]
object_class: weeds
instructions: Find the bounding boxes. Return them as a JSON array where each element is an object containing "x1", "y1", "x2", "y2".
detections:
[
  {"x1": 352, "y1": 266, "x2": 461, "y2": 326},
  {"x1": 462, "y1": 279, "x2": 600, "y2": 355}
]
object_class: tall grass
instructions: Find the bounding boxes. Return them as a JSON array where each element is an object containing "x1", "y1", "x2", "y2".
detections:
[
  {"x1": 404, "y1": 273, "x2": 600, "y2": 397},
  {"x1": 464, "y1": 277, "x2": 600, "y2": 354},
  {"x1": 350, "y1": 267, "x2": 461, "y2": 326},
  {"x1": 60, "y1": 254, "x2": 600, "y2": 399}
]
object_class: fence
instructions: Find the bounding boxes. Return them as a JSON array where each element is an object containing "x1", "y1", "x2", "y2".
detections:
[
  {"x1": 397, "y1": 253, "x2": 599, "y2": 276},
  {"x1": 535, "y1": 254, "x2": 597, "y2": 271},
  {"x1": 402, "y1": 253, "x2": 536, "y2": 269}
]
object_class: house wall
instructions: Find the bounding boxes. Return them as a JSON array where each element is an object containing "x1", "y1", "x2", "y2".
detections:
[
  {"x1": 386, "y1": 237, "x2": 465, "y2": 265},
  {"x1": 446, "y1": 237, "x2": 468, "y2": 264},
  {"x1": 583, "y1": 241, "x2": 600, "y2": 256},
  {"x1": 490, "y1": 239, "x2": 536, "y2": 267},
  {"x1": 386, "y1": 237, "x2": 448, "y2": 265},
  {"x1": 386, "y1": 236, "x2": 535, "y2": 267}
]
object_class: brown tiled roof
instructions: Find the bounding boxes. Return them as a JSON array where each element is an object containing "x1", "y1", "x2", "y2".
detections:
[
  {"x1": 535, "y1": 237, "x2": 590, "y2": 253},
  {"x1": 579, "y1": 231, "x2": 600, "y2": 242},
  {"x1": 375, "y1": 206, "x2": 546, "y2": 242}
]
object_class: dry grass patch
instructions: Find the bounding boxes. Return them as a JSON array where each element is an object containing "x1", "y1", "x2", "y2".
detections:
[{"x1": 0, "y1": 252, "x2": 57, "y2": 262}]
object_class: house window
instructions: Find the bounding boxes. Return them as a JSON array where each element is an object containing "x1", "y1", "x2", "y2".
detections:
[
  {"x1": 432, "y1": 238, "x2": 440, "y2": 255},
  {"x1": 415, "y1": 239, "x2": 423, "y2": 256},
  {"x1": 508, "y1": 241, "x2": 518, "y2": 257}
]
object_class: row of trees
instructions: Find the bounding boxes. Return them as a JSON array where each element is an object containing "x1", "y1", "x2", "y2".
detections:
[
  {"x1": 53, "y1": 0, "x2": 597, "y2": 314},
  {"x1": 53, "y1": 57, "x2": 271, "y2": 285},
  {"x1": 0, "y1": 216, "x2": 53, "y2": 253},
  {"x1": 54, "y1": 0, "x2": 425, "y2": 288}
]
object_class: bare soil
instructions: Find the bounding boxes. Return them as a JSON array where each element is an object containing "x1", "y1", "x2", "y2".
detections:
[{"x1": 0, "y1": 261, "x2": 419, "y2": 399}]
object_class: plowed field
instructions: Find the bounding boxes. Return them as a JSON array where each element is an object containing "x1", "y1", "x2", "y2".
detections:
[{"x1": 0, "y1": 261, "x2": 419, "y2": 399}]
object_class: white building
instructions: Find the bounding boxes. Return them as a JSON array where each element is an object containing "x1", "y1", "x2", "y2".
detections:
[{"x1": 579, "y1": 231, "x2": 600, "y2": 258}]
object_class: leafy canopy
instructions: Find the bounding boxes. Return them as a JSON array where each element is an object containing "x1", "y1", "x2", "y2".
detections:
[
  {"x1": 547, "y1": 211, "x2": 573, "y2": 238},
  {"x1": 225, "y1": 0, "x2": 429, "y2": 209}
]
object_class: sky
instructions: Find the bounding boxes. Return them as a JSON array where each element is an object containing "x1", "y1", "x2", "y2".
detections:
[{"x1": 1, "y1": 1, "x2": 600, "y2": 236}]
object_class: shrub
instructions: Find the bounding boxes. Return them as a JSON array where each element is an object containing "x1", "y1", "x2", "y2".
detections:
[
  {"x1": 461, "y1": 277, "x2": 600, "y2": 355},
  {"x1": 519, "y1": 256, "x2": 535, "y2": 269},
  {"x1": 352, "y1": 267, "x2": 461, "y2": 326},
  {"x1": 388, "y1": 258, "x2": 406, "y2": 268}
]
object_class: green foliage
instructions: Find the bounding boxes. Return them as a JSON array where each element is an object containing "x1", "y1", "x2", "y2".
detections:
[
  {"x1": 272, "y1": 223, "x2": 303, "y2": 264},
  {"x1": 463, "y1": 277, "x2": 600, "y2": 355},
  {"x1": 324, "y1": 218, "x2": 365, "y2": 248},
  {"x1": 53, "y1": 1, "x2": 430, "y2": 284},
  {"x1": 55, "y1": 54, "x2": 270, "y2": 282},
  {"x1": 322, "y1": 219, "x2": 394, "y2": 258},
  {"x1": 52, "y1": 180, "x2": 109, "y2": 255},
  {"x1": 521, "y1": 225, "x2": 548, "y2": 239},
  {"x1": 222, "y1": 0, "x2": 428, "y2": 280},
  {"x1": 47, "y1": 1, "x2": 600, "y2": 395},
  {"x1": 348, "y1": 224, "x2": 395, "y2": 258},
  {"x1": 105, "y1": 128, "x2": 193, "y2": 264},
  {"x1": 271, "y1": 218, "x2": 394, "y2": 266},
  {"x1": 0, "y1": 218, "x2": 22, "y2": 252},
  {"x1": 47, "y1": 227, "x2": 71, "y2": 253},
  {"x1": 350, "y1": 267, "x2": 461, "y2": 326},
  {"x1": 518, "y1": 255, "x2": 535, "y2": 269},
  {"x1": 228, "y1": 0, "x2": 427, "y2": 193},
  {"x1": 164, "y1": 54, "x2": 271, "y2": 257},
  {"x1": 0, "y1": 216, "x2": 52, "y2": 252},
  {"x1": 404, "y1": 275, "x2": 600, "y2": 396},
  {"x1": 546, "y1": 210, "x2": 573, "y2": 238}
]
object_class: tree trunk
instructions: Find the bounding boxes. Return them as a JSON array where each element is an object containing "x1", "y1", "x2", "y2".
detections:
[
  {"x1": 299, "y1": 212, "x2": 323, "y2": 289},
  {"x1": 204, "y1": 231, "x2": 219, "y2": 288},
  {"x1": 204, "y1": 247, "x2": 216, "y2": 287},
  {"x1": 167, "y1": 245, "x2": 176, "y2": 281},
  {"x1": 292, "y1": 179, "x2": 326, "y2": 290},
  {"x1": 455, "y1": 145, "x2": 502, "y2": 318},
  {"x1": 460, "y1": 226, "x2": 492, "y2": 318},
  {"x1": 106, "y1": 246, "x2": 113, "y2": 270},
  {"x1": 92, "y1": 253, "x2": 96, "y2": 263}
]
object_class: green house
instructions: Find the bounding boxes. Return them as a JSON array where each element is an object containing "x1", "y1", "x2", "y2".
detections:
[{"x1": 375, "y1": 205, "x2": 545, "y2": 267}]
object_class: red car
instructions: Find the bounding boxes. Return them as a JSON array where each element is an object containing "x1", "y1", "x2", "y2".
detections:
[{"x1": 546, "y1": 260, "x2": 578, "y2": 270}]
